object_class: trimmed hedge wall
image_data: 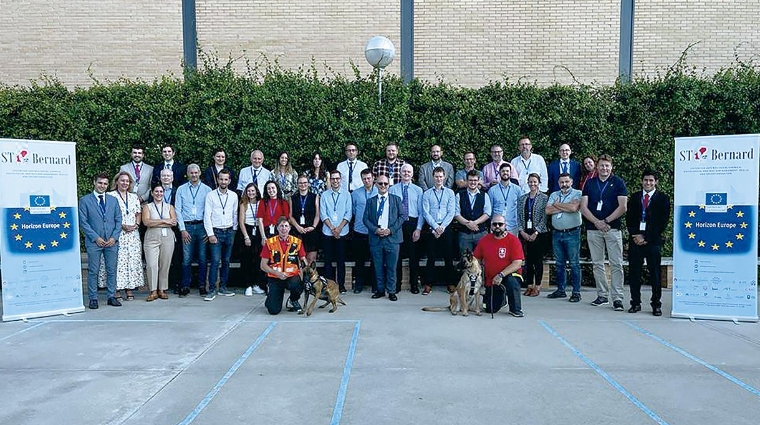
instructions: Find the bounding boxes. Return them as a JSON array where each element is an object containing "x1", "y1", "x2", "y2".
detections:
[{"x1": 2, "y1": 59, "x2": 760, "y2": 255}]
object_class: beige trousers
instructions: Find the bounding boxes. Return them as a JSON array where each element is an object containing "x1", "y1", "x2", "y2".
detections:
[{"x1": 143, "y1": 227, "x2": 175, "y2": 291}]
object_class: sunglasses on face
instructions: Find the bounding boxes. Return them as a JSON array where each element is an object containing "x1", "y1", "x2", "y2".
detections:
[
  {"x1": 376, "y1": 182, "x2": 389, "y2": 186},
  {"x1": 491, "y1": 222, "x2": 505, "y2": 227}
]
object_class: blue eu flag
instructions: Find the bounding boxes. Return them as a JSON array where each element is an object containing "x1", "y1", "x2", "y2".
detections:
[
  {"x1": 4, "y1": 207, "x2": 76, "y2": 254},
  {"x1": 677, "y1": 205, "x2": 754, "y2": 255},
  {"x1": 705, "y1": 193, "x2": 727, "y2": 206}
]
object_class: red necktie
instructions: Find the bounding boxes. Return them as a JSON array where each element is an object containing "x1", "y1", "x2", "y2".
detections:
[{"x1": 643, "y1": 193, "x2": 650, "y2": 210}]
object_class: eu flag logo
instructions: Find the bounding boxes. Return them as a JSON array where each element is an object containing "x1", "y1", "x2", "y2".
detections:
[
  {"x1": 677, "y1": 205, "x2": 754, "y2": 254},
  {"x1": 705, "y1": 193, "x2": 727, "y2": 213},
  {"x1": 4, "y1": 207, "x2": 76, "y2": 254},
  {"x1": 30, "y1": 195, "x2": 50, "y2": 207}
]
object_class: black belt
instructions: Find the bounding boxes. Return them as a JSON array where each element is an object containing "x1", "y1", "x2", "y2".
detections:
[
  {"x1": 185, "y1": 220, "x2": 203, "y2": 225},
  {"x1": 404, "y1": 217, "x2": 418, "y2": 223},
  {"x1": 213, "y1": 227, "x2": 233, "y2": 232},
  {"x1": 555, "y1": 226, "x2": 581, "y2": 233}
]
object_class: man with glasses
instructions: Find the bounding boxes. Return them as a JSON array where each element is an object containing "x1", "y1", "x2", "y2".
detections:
[
  {"x1": 420, "y1": 167, "x2": 456, "y2": 295},
  {"x1": 320, "y1": 170, "x2": 352, "y2": 293},
  {"x1": 547, "y1": 144, "x2": 581, "y2": 193},
  {"x1": 455, "y1": 151, "x2": 484, "y2": 190},
  {"x1": 454, "y1": 170, "x2": 491, "y2": 254},
  {"x1": 473, "y1": 214, "x2": 524, "y2": 317},
  {"x1": 482, "y1": 144, "x2": 517, "y2": 188},
  {"x1": 364, "y1": 174, "x2": 404, "y2": 301},
  {"x1": 337, "y1": 144, "x2": 368, "y2": 193},
  {"x1": 418, "y1": 145, "x2": 455, "y2": 190},
  {"x1": 488, "y1": 162, "x2": 521, "y2": 235}
]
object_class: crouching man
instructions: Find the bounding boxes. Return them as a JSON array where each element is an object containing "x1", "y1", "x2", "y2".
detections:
[{"x1": 260, "y1": 216, "x2": 308, "y2": 314}]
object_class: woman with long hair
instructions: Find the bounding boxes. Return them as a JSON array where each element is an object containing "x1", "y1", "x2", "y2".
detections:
[
  {"x1": 272, "y1": 151, "x2": 298, "y2": 200},
  {"x1": 517, "y1": 173, "x2": 550, "y2": 297},
  {"x1": 306, "y1": 152, "x2": 329, "y2": 195},
  {"x1": 142, "y1": 183, "x2": 177, "y2": 301},
  {"x1": 203, "y1": 148, "x2": 237, "y2": 190},
  {"x1": 288, "y1": 174, "x2": 321, "y2": 264},
  {"x1": 257, "y1": 180, "x2": 291, "y2": 240},
  {"x1": 579, "y1": 154, "x2": 598, "y2": 190},
  {"x1": 239, "y1": 183, "x2": 267, "y2": 295},
  {"x1": 98, "y1": 171, "x2": 144, "y2": 301}
]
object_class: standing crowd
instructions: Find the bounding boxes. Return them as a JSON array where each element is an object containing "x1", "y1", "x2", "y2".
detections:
[{"x1": 80, "y1": 137, "x2": 670, "y2": 317}]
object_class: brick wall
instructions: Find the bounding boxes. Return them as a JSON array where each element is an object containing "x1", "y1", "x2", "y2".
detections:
[{"x1": 1, "y1": 1, "x2": 758, "y2": 88}]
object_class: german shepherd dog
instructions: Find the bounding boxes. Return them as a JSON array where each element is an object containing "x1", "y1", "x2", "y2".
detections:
[
  {"x1": 422, "y1": 249, "x2": 483, "y2": 316},
  {"x1": 302, "y1": 262, "x2": 345, "y2": 316}
]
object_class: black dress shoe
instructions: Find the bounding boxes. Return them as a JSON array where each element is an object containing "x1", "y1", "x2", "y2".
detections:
[
  {"x1": 628, "y1": 305, "x2": 641, "y2": 313},
  {"x1": 652, "y1": 307, "x2": 662, "y2": 316},
  {"x1": 371, "y1": 292, "x2": 385, "y2": 299},
  {"x1": 410, "y1": 287, "x2": 420, "y2": 294},
  {"x1": 179, "y1": 287, "x2": 191, "y2": 297},
  {"x1": 88, "y1": 299, "x2": 99, "y2": 309},
  {"x1": 389, "y1": 293, "x2": 398, "y2": 301},
  {"x1": 107, "y1": 297, "x2": 122, "y2": 307},
  {"x1": 199, "y1": 288, "x2": 208, "y2": 296},
  {"x1": 353, "y1": 288, "x2": 363, "y2": 294}
]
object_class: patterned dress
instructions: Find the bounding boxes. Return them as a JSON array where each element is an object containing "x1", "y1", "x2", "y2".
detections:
[
  {"x1": 98, "y1": 190, "x2": 144, "y2": 290},
  {"x1": 273, "y1": 169, "x2": 298, "y2": 200}
]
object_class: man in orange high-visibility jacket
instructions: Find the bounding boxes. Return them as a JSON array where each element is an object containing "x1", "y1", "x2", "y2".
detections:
[{"x1": 260, "y1": 216, "x2": 308, "y2": 314}]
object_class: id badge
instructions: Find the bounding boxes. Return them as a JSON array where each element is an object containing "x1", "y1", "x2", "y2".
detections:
[
  {"x1": 596, "y1": 201, "x2": 603, "y2": 211},
  {"x1": 300, "y1": 215, "x2": 306, "y2": 225},
  {"x1": 191, "y1": 206, "x2": 197, "y2": 216},
  {"x1": 639, "y1": 221, "x2": 647, "y2": 231},
  {"x1": 251, "y1": 226, "x2": 256, "y2": 235},
  {"x1": 269, "y1": 224, "x2": 275, "y2": 234},
  {"x1": 331, "y1": 215, "x2": 338, "y2": 223},
  {"x1": 556, "y1": 212, "x2": 563, "y2": 219},
  {"x1": 527, "y1": 219, "x2": 533, "y2": 229},
  {"x1": 161, "y1": 228, "x2": 168, "y2": 237},
  {"x1": 389, "y1": 177, "x2": 394, "y2": 186}
]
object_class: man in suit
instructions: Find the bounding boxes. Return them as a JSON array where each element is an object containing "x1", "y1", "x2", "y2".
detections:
[
  {"x1": 152, "y1": 143, "x2": 187, "y2": 187},
  {"x1": 626, "y1": 169, "x2": 671, "y2": 316},
  {"x1": 547, "y1": 144, "x2": 582, "y2": 193},
  {"x1": 119, "y1": 145, "x2": 154, "y2": 203},
  {"x1": 364, "y1": 174, "x2": 404, "y2": 301},
  {"x1": 418, "y1": 144, "x2": 455, "y2": 190},
  {"x1": 79, "y1": 173, "x2": 123, "y2": 309}
]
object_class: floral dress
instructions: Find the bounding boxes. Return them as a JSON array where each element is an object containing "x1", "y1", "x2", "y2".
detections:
[
  {"x1": 306, "y1": 170, "x2": 329, "y2": 195},
  {"x1": 273, "y1": 169, "x2": 298, "y2": 200},
  {"x1": 98, "y1": 191, "x2": 144, "y2": 290}
]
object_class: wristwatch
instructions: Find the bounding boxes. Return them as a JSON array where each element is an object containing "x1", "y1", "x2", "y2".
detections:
[{"x1": 497, "y1": 272, "x2": 505, "y2": 279}]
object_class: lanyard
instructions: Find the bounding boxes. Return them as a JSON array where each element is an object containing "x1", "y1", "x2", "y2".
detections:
[
  {"x1": 387, "y1": 162, "x2": 395, "y2": 179},
  {"x1": 527, "y1": 196, "x2": 536, "y2": 219},
  {"x1": 217, "y1": 190, "x2": 229, "y2": 215},
  {"x1": 118, "y1": 191, "x2": 129, "y2": 212},
  {"x1": 559, "y1": 190, "x2": 573, "y2": 203},
  {"x1": 331, "y1": 191, "x2": 341, "y2": 212},
  {"x1": 189, "y1": 183, "x2": 200, "y2": 204},
  {"x1": 498, "y1": 184, "x2": 512, "y2": 203},
  {"x1": 468, "y1": 191, "x2": 477, "y2": 210},
  {"x1": 596, "y1": 178, "x2": 611, "y2": 198},
  {"x1": 300, "y1": 194, "x2": 308, "y2": 215},
  {"x1": 433, "y1": 188, "x2": 444, "y2": 209},
  {"x1": 249, "y1": 201, "x2": 258, "y2": 220},
  {"x1": 268, "y1": 199, "x2": 279, "y2": 221},
  {"x1": 153, "y1": 202, "x2": 164, "y2": 219},
  {"x1": 133, "y1": 163, "x2": 141, "y2": 180},
  {"x1": 521, "y1": 157, "x2": 531, "y2": 170}
]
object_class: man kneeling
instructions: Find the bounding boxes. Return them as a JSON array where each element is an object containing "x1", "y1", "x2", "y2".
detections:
[{"x1": 260, "y1": 217, "x2": 308, "y2": 314}]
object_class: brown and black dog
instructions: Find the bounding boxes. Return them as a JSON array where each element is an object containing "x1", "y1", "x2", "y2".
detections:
[
  {"x1": 302, "y1": 262, "x2": 346, "y2": 316},
  {"x1": 421, "y1": 249, "x2": 483, "y2": 316}
]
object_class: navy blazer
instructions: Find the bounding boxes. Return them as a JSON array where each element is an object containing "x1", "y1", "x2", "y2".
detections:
[
  {"x1": 152, "y1": 161, "x2": 187, "y2": 188},
  {"x1": 363, "y1": 194, "x2": 404, "y2": 246},
  {"x1": 625, "y1": 190, "x2": 671, "y2": 245},
  {"x1": 547, "y1": 159, "x2": 582, "y2": 193},
  {"x1": 79, "y1": 193, "x2": 123, "y2": 248}
]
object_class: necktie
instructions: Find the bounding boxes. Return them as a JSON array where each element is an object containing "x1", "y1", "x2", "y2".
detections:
[
  {"x1": 165, "y1": 163, "x2": 171, "y2": 170},
  {"x1": 253, "y1": 169, "x2": 259, "y2": 186},
  {"x1": 402, "y1": 184, "x2": 409, "y2": 219},
  {"x1": 98, "y1": 194, "x2": 106, "y2": 214},
  {"x1": 562, "y1": 161, "x2": 568, "y2": 174},
  {"x1": 378, "y1": 196, "x2": 386, "y2": 218},
  {"x1": 134, "y1": 163, "x2": 141, "y2": 180},
  {"x1": 348, "y1": 162, "x2": 354, "y2": 187},
  {"x1": 644, "y1": 193, "x2": 650, "y2": 210}
]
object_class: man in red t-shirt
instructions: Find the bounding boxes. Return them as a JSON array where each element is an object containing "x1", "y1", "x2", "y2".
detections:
[
  {"x1": 260, "y1": 217, "x2": 307, "y2": 314},
  {"x1": 473, "y1": 214, "x2": 525, "y2": 317}
]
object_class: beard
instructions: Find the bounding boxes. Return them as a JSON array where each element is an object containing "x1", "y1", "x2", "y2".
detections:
[{"x1": 492, "y1": 228, "x2": 505, "y2": 237}]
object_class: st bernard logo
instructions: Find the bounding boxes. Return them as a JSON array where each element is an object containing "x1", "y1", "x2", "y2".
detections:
[
  {"x1": 0, "y1": 148, "x2": 71, "y2": 165},
  {"x1": 1, "y1": 149, "x2": 29, "y2": 164},
  {"x1": 679, "y1": 146, "x2": 754, "y2": 162}
]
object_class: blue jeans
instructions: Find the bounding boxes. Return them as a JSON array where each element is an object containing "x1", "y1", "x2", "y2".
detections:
[
  {"x1": 208, "y1": 227, "x2": 234, "y2": 292},
  {"x1": 552, "y1": 227, "x2": 581, "y2": 294},
  {"x1": 181, "y1": 222, "x2": 207, "y2": 289}
]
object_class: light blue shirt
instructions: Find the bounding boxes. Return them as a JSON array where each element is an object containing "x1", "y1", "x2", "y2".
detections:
[
  {"x1": 421, "y1": 186, "x2": 456, "y2": 229},
  {"x1": 455, "y1": 189, "x2": 492, "y2": 217},
  {"x1": 389, "y1": 181, "x2": 423, "y2": 228},
  {"x1": 175, "y1": 181, "x2": 212, "y2": 231},
  {"x1": 320, "y1": 188, "x2": 352, "y2": 237},
  {"x1": 488, "y1": 181, "x2": 521, "y2": 231},
  {"x1": 351, "y1": 186, "x2": 378, "y2": 235}
]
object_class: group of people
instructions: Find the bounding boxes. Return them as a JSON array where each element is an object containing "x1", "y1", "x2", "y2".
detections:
[{"x1": 80, "y1": 137, "x2": 670, "y2": 317}]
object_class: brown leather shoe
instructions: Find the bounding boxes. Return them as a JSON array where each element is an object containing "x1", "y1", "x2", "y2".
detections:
[
  {"x1": 158, "y1": 291, "x2": 169, "y2": 300},
  {"x1": 523, "y1": 287, "x2": 533, "y2": 296},
  {"x1": 530, "y1": 287, "x2": 540, "y2": 297},
  {"x1": 146, "y1": 292, "x2": 158, "y2": 302}
]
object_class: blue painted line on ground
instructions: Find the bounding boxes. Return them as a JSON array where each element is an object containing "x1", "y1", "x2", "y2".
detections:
[
  {"x1": 177, "y1": 321, "x2": 277, "y2": 425},
  {"x1": 624, "y1": 320, "x2": 760, "y2": 398},
  {"x1": 0, "y1": 321, "x2": 46, "y2": 343},
  {"x1": 331, "y1": 320, "x2": 361, "y2": 425},
  {"x1": 540, "y1": 320, "x2": 669, "y2": 425}
]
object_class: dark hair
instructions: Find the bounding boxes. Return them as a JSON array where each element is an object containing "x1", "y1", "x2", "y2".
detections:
[
  {"x1": 210, "y1": 148, "x2": 226, "y2": 167},
  {"x1": 310, "y1": 152, "x2": 325, "y2": 177},
  {"x1": 432, "y1": 166, "x2": 446, "y2": 175},
  {"x1": 93, "y1": 172, "x2": 110, "y2": 182},
  {"x1": 558, "y1": 172, "x2": 572, "y2": 180},
  {"x1": 641, "y1": 169, "x2": 658, "y2": 180},
  {"x1": 466, "y1": 169, "x2": 480, "y2": 179},
  {"x1": 527, "y1": 172, "x2": 541, "y2": 183},
  {"x1": 360, "y1": 168, "x2": 373, "y2": 177},
  {"x1": 498, "y1": 162, "x2": 511, "y2": 172},
  {"x1": 151, "y1": 182, "x2": 164, "y2": 191},
  {"x1": 597, "y1": 154, "x2": 613, "y2": 164},
  {"x1": 131, "y1": 145, "x2": 145, "y2": 152},
  {"x1": 264, "y1": 180, "x2": 283, "y2": 200},
  {"x1": 217, "y1": 168, "x2": 232, "y2": 178}
]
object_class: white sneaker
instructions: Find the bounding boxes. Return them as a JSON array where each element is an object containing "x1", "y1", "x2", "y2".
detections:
[
  {"x1": 252, "y1": 286, "x2": 265, "y2": 295},
  {"x1": 245, "y1": 286, "x2": 253, "y2": 297}
]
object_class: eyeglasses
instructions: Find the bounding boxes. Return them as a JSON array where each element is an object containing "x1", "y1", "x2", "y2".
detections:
[
  {"x1": 491, "y1": 222, "x2": 505, "y2": 227},
  {"x1": 376, "y1": 182, "x2": 389, "y2": 186},
  {"x1": 330, "y1": 177, "x2": 341, "y2": 180}
]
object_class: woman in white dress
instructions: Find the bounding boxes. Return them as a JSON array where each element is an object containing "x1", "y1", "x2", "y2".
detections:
[{"x1": 98, "y1": 171, "x2": 144, "y2": 300}]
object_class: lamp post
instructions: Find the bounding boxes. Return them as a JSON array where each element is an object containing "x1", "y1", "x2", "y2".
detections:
[{"x1": 364, "y1": 36, "x2": 396, "y2": 105}]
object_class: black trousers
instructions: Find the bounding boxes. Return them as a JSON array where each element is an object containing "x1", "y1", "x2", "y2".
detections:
[
  {"x1": 351, "y1": 232, "x2": 375, "y2": 292},
  {"x1": 240, "y1": 224, "x2": 266, "y2": 290},
  {"x1": 265, "y1": 275, "x2": 303, "y2": 315},
  {"x1": 396, "y1": 219, "x2": 421, "y2": 292},
  {"x1": 628, "y1": 242, "x2": 662, "y2": 308},
  {"x1": 424, "y1": 226, "x2": 455, "y2": 286},
  {"x1": 520, "y1": 232, "x2": 549, "y2": 287}
]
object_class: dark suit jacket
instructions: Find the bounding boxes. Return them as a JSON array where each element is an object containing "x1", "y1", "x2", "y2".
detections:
[
  {"x1": 626, "y1": 190, "x2": 671, "y2": 245},
  {"x1": 202, "y1": 166, "x2": 238, "y2": 191},
  {"x1": 547, "y1": 159, "x2": 582, "y2": 193},
  {"x1": 363, "y1": 194, "x2": 404, "y2": 246},
  {"x1": 79, "y1": 193, "x2": 123, "y2": 248},
  {"x1": 152, "y1": 161, "x2": 187, "y2": 187}
]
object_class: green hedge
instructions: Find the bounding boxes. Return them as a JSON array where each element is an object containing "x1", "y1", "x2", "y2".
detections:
[{"x1": 2, "y1": 58, "x2": 760, "y2": 255}]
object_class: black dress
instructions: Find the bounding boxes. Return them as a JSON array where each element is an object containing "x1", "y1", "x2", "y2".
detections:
[{"x1": 290, "y1": 192, "x2": 320, "y2": 252}]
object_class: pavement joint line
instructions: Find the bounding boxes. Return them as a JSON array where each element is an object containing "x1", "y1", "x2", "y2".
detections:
[
  {"x1": 698, "y1": 320, "x2": 760, "y2": 348},
  {"x1": 40, "y1": 319, "x2": 232, "y2": 323},
  {"x1": 0, "y1": 321, "x2": 46, "y2": 343},
  {"x1": 623, "y1": 320, "x2": 760, "y2": 399},
  {"x1": 331, "y1": 320, "x2": 361, "y2": 425},
  {"x1": 539, "y1": 320, "x2": 670, "y2": 425},
  {"x1": 177, "y1": 321, "x2": 277, "y2": 425}
]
